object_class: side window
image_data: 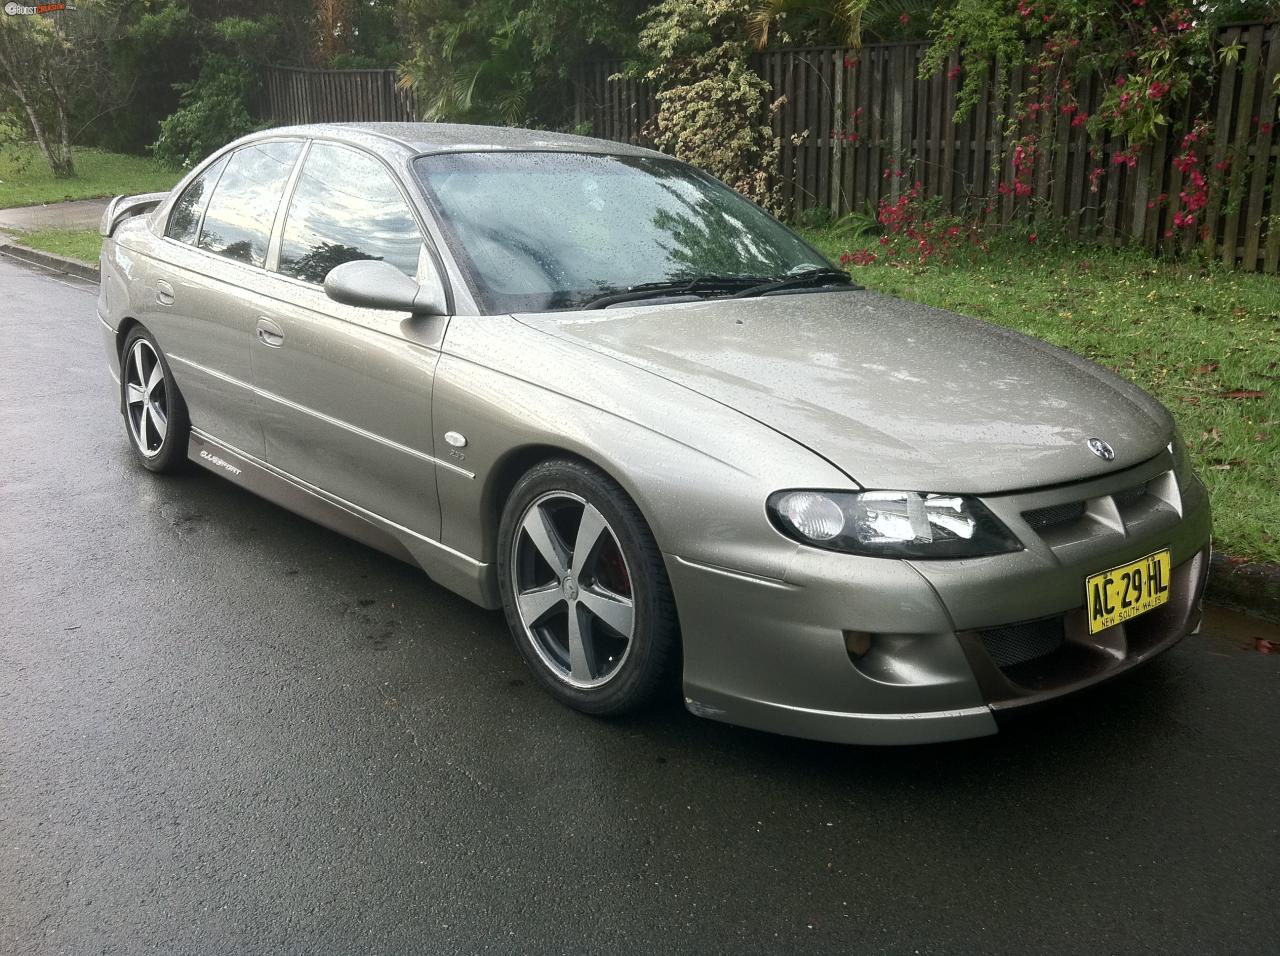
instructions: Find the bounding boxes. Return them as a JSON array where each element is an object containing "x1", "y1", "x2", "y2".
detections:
[
  {"x1": 166, "y1": 155, "x2": 228, "y2": 245},
  {"x1": 278, "y1": 142, "x2": 422, "y2": 284},
  {"x1": 197, "y1": 140, "x2": 302, "y2": 267}
]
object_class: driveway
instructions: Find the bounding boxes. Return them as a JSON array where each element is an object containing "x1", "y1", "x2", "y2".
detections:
[
  {"x1": 1, "y1": 254, "x2": 1278, "y2": 955},
  {"x1": 0, "y1": 198, "x2": 109, "y2": 232}
]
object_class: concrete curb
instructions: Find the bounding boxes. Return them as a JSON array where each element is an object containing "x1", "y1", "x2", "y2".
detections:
[
  {"x1": 0, "y1": 235, "x2": 99, "y2": 281},
  {"x1": 1, "y1": 234, "x2": 1277, "y2": 623},
  {"x1": 1206, "y1": 554, "x2": 1280, "y2": 624}
]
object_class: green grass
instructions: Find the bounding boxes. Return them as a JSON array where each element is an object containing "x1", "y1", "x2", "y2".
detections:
[
  {"x1": 0, "y1": 145, "x2": 180, "y2": 209},
  {"x1": 800, "y1": 226, "x2": 1280, "y2": 565},
  {"x1": 10, "y1": 227, "x2": 102, "y2": 264}
]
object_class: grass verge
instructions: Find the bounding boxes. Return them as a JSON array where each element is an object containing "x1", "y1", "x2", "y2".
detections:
[
  {"x1": 0, "y1": 145, "x2": 179, "y2": 209},
  {"x1": 800, "y1": 227, "x2": 1280, "y2": 565},
  {"x1": 7, "y1": 227, "x2": 102, "y2": 264}
]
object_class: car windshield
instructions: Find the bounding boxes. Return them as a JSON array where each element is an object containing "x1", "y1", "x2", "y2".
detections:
[{"x1": 413, "y1": 151, "x2": 833, "y2": 313}]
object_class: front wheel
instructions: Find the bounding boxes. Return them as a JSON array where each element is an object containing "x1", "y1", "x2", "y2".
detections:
[
  {"x1": 120, "y1": 326, "x2": 189, "y2": 473},
  {"x1": 497, "y1": 459, "x2": 679, "y2": 716}
]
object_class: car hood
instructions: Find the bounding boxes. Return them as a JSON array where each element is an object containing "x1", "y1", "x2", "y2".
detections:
[{"x1": 514, "y1": 290, "x2": 1171, "y2": 493}]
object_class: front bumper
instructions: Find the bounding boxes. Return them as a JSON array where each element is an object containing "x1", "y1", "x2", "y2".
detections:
[{"x1": 670, "y1": 453, "x2": 1211, "y2": 745}]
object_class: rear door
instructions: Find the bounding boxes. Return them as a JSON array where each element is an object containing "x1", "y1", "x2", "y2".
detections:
[
  {"x1": 249, "y1": 140, "x2": 449, "y2": 539},
  {"x1": 150, "y1": 140, "x2": 303, "y2": 456}
]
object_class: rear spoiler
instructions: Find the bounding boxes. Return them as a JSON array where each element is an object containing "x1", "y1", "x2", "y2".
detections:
[{"x1": 99, "y1": 192, "x2": 169, "y2": 237}]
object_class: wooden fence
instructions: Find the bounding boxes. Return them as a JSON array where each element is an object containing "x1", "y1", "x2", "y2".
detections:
[
  {"x1": 575, "y1": 22, "x2": 1280, "y2": 272},
  {"x1": 263, "y1": 65, "x2": 417, "y2": 125}
]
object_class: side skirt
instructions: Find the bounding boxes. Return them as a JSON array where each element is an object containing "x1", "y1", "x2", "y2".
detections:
[{"x1": 188, "y1": 429, "x2": 501, "y2": 609}]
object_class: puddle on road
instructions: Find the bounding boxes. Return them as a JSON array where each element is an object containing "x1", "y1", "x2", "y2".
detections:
[{"x1": 1197, "y1": 604, "x2": 1280, "y2": 655}]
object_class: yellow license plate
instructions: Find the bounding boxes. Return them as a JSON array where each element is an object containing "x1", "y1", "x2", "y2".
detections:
[{"x1": 1085, "y1": 549, "x2": 1171, "y2": 634}]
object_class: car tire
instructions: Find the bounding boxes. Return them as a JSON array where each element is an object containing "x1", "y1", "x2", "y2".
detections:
[
  {"x1": 497, "y1": 459, "x2": 680, "y2": 716},
  {"x1": 120, "y1": 326, "x2": 190, "y2": 473}
]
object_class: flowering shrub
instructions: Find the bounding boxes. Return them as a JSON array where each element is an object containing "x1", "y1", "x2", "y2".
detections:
[
  {"x1": 836, "y1": 178, "x2": 986, "y2": 268},
  {"x1": 919, "y1": 0, "x2": 1272, "y2": 242},
  {"x1": 635, "y1": 0, "x2": 782, "y2": 212}
]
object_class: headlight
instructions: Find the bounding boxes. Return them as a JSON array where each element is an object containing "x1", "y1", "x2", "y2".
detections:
[{"x1": 767, "y1": 489, "x2": 1023, "y2": 558}]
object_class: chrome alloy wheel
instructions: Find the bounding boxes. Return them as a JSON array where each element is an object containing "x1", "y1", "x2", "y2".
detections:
[
  {"x1": 510, "y1": 491, "x2": 636, "y2": 689},
  {"x1": 124, "y1": 338, "x2": 169, "y2": 458}
]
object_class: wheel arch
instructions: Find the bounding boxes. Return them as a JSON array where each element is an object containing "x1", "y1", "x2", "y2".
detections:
[
  {"x1": 115, "y1": 316, "x2": 142, "y2": 359},
  {"x1": 486, "y1": 443, "x2": 624, "y2": 549},
  {"x1": 114, "y1": 317, "x2": 143, "y2": 414}
]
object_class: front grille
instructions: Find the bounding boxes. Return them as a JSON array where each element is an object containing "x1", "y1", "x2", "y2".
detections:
[
  {"x1": 978, "y1": 617, "x2": 1066, "y2": 669},
  {"x1": 1022, "y1": 501, "x2": 1086, "y2": 530}
]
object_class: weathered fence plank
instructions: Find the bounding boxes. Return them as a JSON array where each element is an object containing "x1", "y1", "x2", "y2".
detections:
[{"x1": 263, "y1": 65, "x2": 416, "y2": 126}]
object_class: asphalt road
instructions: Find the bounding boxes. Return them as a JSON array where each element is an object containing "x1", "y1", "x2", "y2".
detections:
[{"x1": 2, "y1": 255, "x2": 1278, "y2": 955}]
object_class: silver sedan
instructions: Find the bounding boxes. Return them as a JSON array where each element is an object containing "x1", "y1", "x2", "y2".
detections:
[{"x1": 97, "y1": 123, "x2": 1212, "y2": 744}]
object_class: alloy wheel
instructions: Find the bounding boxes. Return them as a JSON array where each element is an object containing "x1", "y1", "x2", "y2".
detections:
[
  {"x1": 511, "y1": 491, "x2": 636, "y2": 689},
  {"x1": 124, "y1": 339, "x2": 168, "y2": 458}
]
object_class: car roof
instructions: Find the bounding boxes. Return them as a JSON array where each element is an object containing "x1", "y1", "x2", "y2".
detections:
[{"x1": 251, "y1": 122, "x2": 666, "y2": 160}]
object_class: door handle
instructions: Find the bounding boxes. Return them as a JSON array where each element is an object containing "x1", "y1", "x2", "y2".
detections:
[
  {"x1": 256, "y1": 317, "x2": 284, "y2": 348},
  {"x1": 155, "y1": 280, "x2": 175, "y2": 306}
]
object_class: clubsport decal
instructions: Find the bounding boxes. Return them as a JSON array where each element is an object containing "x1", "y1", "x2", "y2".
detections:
[{"x1": 199, "y1": 449, "x2": 242, "y2": 476}]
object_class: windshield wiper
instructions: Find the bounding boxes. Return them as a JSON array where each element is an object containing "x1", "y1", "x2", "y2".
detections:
[
  {"x1": 582, "y1": 274, "x2": 769, "y2": 310},
  {"x1": 728, "y1": 267, "x2": 859, "y2": 299}
]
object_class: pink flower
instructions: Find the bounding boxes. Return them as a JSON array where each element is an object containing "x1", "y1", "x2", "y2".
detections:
[
  {"x1": 1028, "y1": 233, "x2": 1038, "y2": 243},
  {"x1": 899, "y1": 13, "x2": 910, "y2": 25}
]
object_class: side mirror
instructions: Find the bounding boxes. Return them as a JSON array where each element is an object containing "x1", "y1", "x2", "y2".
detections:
[{"x1": 323, "y1": 259, "x2": 446, "y2": 315}]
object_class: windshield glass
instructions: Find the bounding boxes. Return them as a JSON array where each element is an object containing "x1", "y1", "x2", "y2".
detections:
[{"x1": 413, "y1": 151, "x2": 832, "y2": 313}]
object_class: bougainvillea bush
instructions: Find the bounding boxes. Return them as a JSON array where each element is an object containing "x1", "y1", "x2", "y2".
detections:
[{"x1": 920, "y1": 0, "x2": 1275, "y2": 244}]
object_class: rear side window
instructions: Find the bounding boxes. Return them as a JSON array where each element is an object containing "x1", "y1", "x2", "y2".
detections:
[
  {"x1": 197, "y1": 141, "x2": 302, "y2": 267},
  {"x1": 277, "y1": 142, "x2": 422, "y2": 284},
  {"x1": 166, "y1": 155, "x2": 228, "y2": 245}
]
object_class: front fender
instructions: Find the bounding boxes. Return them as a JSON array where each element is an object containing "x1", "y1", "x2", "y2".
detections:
[{"x1": 433, "y1": 315, "x2": 852, "y2": 580}]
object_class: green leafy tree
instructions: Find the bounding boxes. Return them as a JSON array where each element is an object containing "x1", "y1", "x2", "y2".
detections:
[
  {"x1": 0, "y1": 4, "x2": 121, "y2": 177},
  {"x1": 152, "y1": 14, "x2": 290, "y2": 167},
  {"x1": 326, "y1": 0, "x2": 405, "y2": 69},
  {"x1": 747, "y1": 0, "x2": 937, "y2": 49},
  {"x1": 399, "y1": 0, "x2": 644, "y2": 127}
]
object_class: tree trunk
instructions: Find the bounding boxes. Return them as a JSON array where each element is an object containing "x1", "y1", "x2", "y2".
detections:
[
  {"x1": 0, "y1": 29, "x2": 76, "y2": 178},
  {"x1": 48, "y1": 71, "x2": 76, "y2": 178}
]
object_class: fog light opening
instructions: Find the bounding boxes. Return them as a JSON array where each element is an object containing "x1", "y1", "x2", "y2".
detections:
[{"x1": 843, "y1": 630, "x2": 872, "y2": 659}]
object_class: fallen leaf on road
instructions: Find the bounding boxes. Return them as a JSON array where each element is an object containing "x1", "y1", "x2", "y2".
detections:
[
  {"x1": 1256, "y1": 639, "x2": 1275, "y2": 654},
  {"x1": 1220, "y1": 390, "x2": 1266, "y2": 399}
]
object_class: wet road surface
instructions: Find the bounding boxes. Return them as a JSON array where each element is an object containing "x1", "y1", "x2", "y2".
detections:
[{"x1": 2, "y1": 256, "x2": 1278, "y2": 954}]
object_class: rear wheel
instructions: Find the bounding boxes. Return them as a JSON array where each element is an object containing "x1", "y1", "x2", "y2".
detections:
[
  {"x1": 121, "y1": 326, "x2": 189, "y2": 473},
  {"x1": 497, "y1": 459, "x2": 679, "y2": 716}
]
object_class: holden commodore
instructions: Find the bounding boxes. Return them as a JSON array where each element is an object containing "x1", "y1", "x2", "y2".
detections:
[{"x1": 96, "y1": 123, "x2": 1211, "y2": 744}]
